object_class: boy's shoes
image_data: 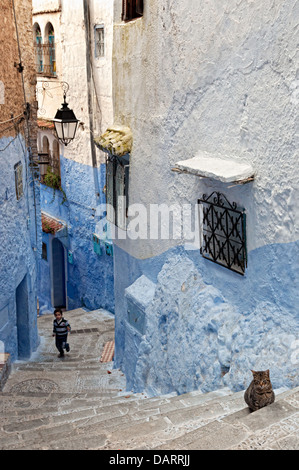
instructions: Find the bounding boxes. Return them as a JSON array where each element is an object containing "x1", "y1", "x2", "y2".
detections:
[
  {"x1": 58, "y1": 352, "x2": 64, "y2": 358},
  {"x1": 65, "y1": 343, "x2": 70, "y2": 352}
]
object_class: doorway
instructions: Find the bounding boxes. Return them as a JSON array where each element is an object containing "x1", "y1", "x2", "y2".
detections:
[
  {"x1": 16, "y1": 275, "x2": 30, "y2": 359},
  {"x1": 52, "y1": 238, "x2": 66, "y2": 308}
]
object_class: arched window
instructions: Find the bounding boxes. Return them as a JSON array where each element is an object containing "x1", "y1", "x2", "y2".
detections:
[
  {"x1": 45, "y1": 23, "x2": 56, "y2": 77},
  {"x1": 42, "y1": 135, "x2": 50, "y2": 155},
  {"x1": 34, "y1": 23, "x2": 43, "y2": 74}
]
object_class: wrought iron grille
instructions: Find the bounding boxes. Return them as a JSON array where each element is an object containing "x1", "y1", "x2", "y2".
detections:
[
  {"x1": 34, "y1": 43, "x2": 56, "y2": 77},
  {"x1": 106, "y1": 154, "x2": 129, "y2": 230},
  {"x1": 198, "y1": 192, "x2": 247, "y2": 275}
]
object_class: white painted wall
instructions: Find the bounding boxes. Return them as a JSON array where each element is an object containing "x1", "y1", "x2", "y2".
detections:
[
  {"x1": 33, "y1": 0, "x2": 114, "y2": 166},
  {"x1": 89, "y1": 0, "x2": 114, "y2": 133},
  {"x1": 33, "y1": 8, "x2": 63, "y2": 119},
  {"x1": 112, "y1": 0, "x2": 298, "y2": 257},
  {"x1": 32, "y1": 0, "x2": 61, "y2": 14}
]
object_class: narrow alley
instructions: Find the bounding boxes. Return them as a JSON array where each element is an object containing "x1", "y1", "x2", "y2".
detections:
[{"x1": 0, "y1": 0, "x2": 298, "y2": 453}]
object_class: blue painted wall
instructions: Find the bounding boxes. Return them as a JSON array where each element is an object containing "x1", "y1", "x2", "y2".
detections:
[
  {"x1": 114, "y1": 239, "x2": 299, "y2": 396},
  {"x1": 38, "y1": 156, "x2": 114, "y2": 314},
  {"x1": 0, "y1": 136, "x2": 41, "y2": 361}
]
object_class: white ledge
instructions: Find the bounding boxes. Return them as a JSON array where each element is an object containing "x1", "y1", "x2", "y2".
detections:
[{"x1": 174, "y1": 152, "x2": 255, "y2": 183}]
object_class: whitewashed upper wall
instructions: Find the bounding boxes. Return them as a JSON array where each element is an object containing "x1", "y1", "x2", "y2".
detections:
[
  {"x1": 60, "y1": 0, "x2": 114, "y2": 165},
  {"x1": 33, "y1": 0, "x2": 114, "y2": 166},
  {"x1": 89, "y1": 0, "x2": 114, "y2": 133},
  {"x1": 32, "y1": 0, "x2": 61, "y2": 14},
  {"x1": 112, "y1": 0, "x2": 298, "y2": 257}
]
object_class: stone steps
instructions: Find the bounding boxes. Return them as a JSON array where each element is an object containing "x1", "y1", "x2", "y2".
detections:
[
  {"x1": 0, "y1": 387, "x2": 238, "y2": 450},
  {"x1": 1, "y1": 308, "x2": 298, "y2": 450},
  {"x1": 0, "y1": 386, "x2": 232, "y2": 429},
  {"x1": 1, "y1": 386, "x2": 297, "y2": 450},
  {"x1": 156, "y1": 387, "x2": 299, "y2": 450}
]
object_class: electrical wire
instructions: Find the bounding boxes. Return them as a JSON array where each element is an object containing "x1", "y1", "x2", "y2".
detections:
[
  {"x1": 0, "y1": 134, "x2": 19, "y2": 152},
  {"x1": 0, "y1": 118, "x2": 24, "y2": 135},
  {"x1": 0, "y1": 117, "x2": 25, "y2": 151},
  {"x1": 0, "y1": 112, "x2": 25, "y2": 126}
]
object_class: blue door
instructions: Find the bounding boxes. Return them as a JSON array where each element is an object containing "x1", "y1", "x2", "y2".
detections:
[
  {"x1": 16, "y1": 275, "x2": 30, "y2": 359},
  {"x1": 52, "y1": 239, "x2": 66, "y2": 308}
]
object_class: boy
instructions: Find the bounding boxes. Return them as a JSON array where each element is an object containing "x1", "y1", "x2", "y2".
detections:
[{"x1": 52, "y1": 308, "x2": 71, "y2": 358}]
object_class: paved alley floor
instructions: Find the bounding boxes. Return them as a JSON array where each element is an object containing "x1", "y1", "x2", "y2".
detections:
[{"x1": 2, "y1": 308, "x2": 127, "y2": 398}]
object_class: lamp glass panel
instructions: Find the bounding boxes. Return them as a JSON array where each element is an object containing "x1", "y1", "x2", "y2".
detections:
[
  {"x1": 54, "y1": 121, "x2": 64, "y2": 139},
  {"x1": 63, "y1": 121, "x2": 77, "y2": 140}
]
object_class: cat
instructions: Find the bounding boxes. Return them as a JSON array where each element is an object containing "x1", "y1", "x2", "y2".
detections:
[{"x1": 244, "y1": 369, "x2": 275, "y2": 412}]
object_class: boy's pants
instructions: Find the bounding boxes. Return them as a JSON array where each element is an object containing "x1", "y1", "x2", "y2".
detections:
[{"x1": 55, "y1": 334, "x2": 68, "y2": 354}]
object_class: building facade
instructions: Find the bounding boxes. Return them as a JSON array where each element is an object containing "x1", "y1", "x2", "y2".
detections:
[
  {"x1": 96, "y1": 0, "x2": 299, "y2": 396},
  {"x1": 33, "y1": 0, "x2": 115, "y2": 314},
  {"x1": 0, "y1": 0, "x2": 41, "y2": 362}
]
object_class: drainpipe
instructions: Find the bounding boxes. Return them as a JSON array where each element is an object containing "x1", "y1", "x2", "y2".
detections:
[{"x1": 83, "y1": 0, "x2": 100, "y2": 202}]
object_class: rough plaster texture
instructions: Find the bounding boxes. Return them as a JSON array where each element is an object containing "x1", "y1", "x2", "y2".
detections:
[
  {"x1": 113, "y1": 0, "x2": 298, "y2": 257},
  {"x1": 117, "y1": 244, "x2": 299, "y2": 396},
  {"x1": 0, "y1": 1, "x2": 24, "y2": 129},
  {"x1": 0, "y1": 136, "x2": 40, "y2": 362},
  {"x1": 0, "y1": 0, "x2": 41, "y2": 361},
  {"x1": 1, "y1": 0, "x2": 37, "y2": 133},
  {"x1": 0, "y1": 136, "x2": 40, "y2": 360},
  {"x1": 33, "y1": 0, "x2": 61, "y2": 14},
  {"x1": 112, "y1": 0, "x2": 299, "y2": 396}
]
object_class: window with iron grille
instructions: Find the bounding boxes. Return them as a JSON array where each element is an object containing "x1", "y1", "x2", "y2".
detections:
[
  {"x1": 198, "y1": 192, "x2": 247, "y2": 275},
  {"x1": 122, "y1": 0, "x2": 143, "y2": 21},
  {"x1": 48, "y1": 31, "x2": 56, "y2": 77},
  {"x1": 95, "y1": 25, "x2": 105, "y2": 58},
  {"x1": 34, "y1": 23, "x2": 43, "y2": 74},
  {"x1": 106, "y1": 155, "x2": 129, "y2": 230},
  {"x1": 14, "y1": 162, "x2": 23, "y2": 201}
]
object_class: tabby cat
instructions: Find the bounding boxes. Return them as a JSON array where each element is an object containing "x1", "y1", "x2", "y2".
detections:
[{"x1": 244, "y1": 369, "x2": 275, "y2": 412}]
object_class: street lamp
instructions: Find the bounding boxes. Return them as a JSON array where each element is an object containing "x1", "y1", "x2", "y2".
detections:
[{"x1": 53, "y1": 93, "x2": 79, "y2": 146}]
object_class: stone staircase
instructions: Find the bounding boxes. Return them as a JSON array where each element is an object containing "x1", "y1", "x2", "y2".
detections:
[{"x1": 0, "y1": 308, "x2": 298, "y2": 450}]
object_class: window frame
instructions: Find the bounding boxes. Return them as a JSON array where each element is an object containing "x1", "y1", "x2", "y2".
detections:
[
  {"x1": 14, "y1": 161, "x2": 24, "y2": 201},
  {"x1": 48, "y1": 27, "x2": 56, "y2": 77},
  {"x1": 198, "y1": 191, "x2": 247, "y2": 275},
  {"x1": 94, "y1": 24, "x2": 105, "y2": 58},
  {"x1": 106, "y1": 154, "x2": 129, "y2": 230},
  {"x1": 122, "y1": 0, "x2": 143, "y2": 22},
  {"x1": 34, "y1": 23, "x2": 43, "y2": 74}
]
